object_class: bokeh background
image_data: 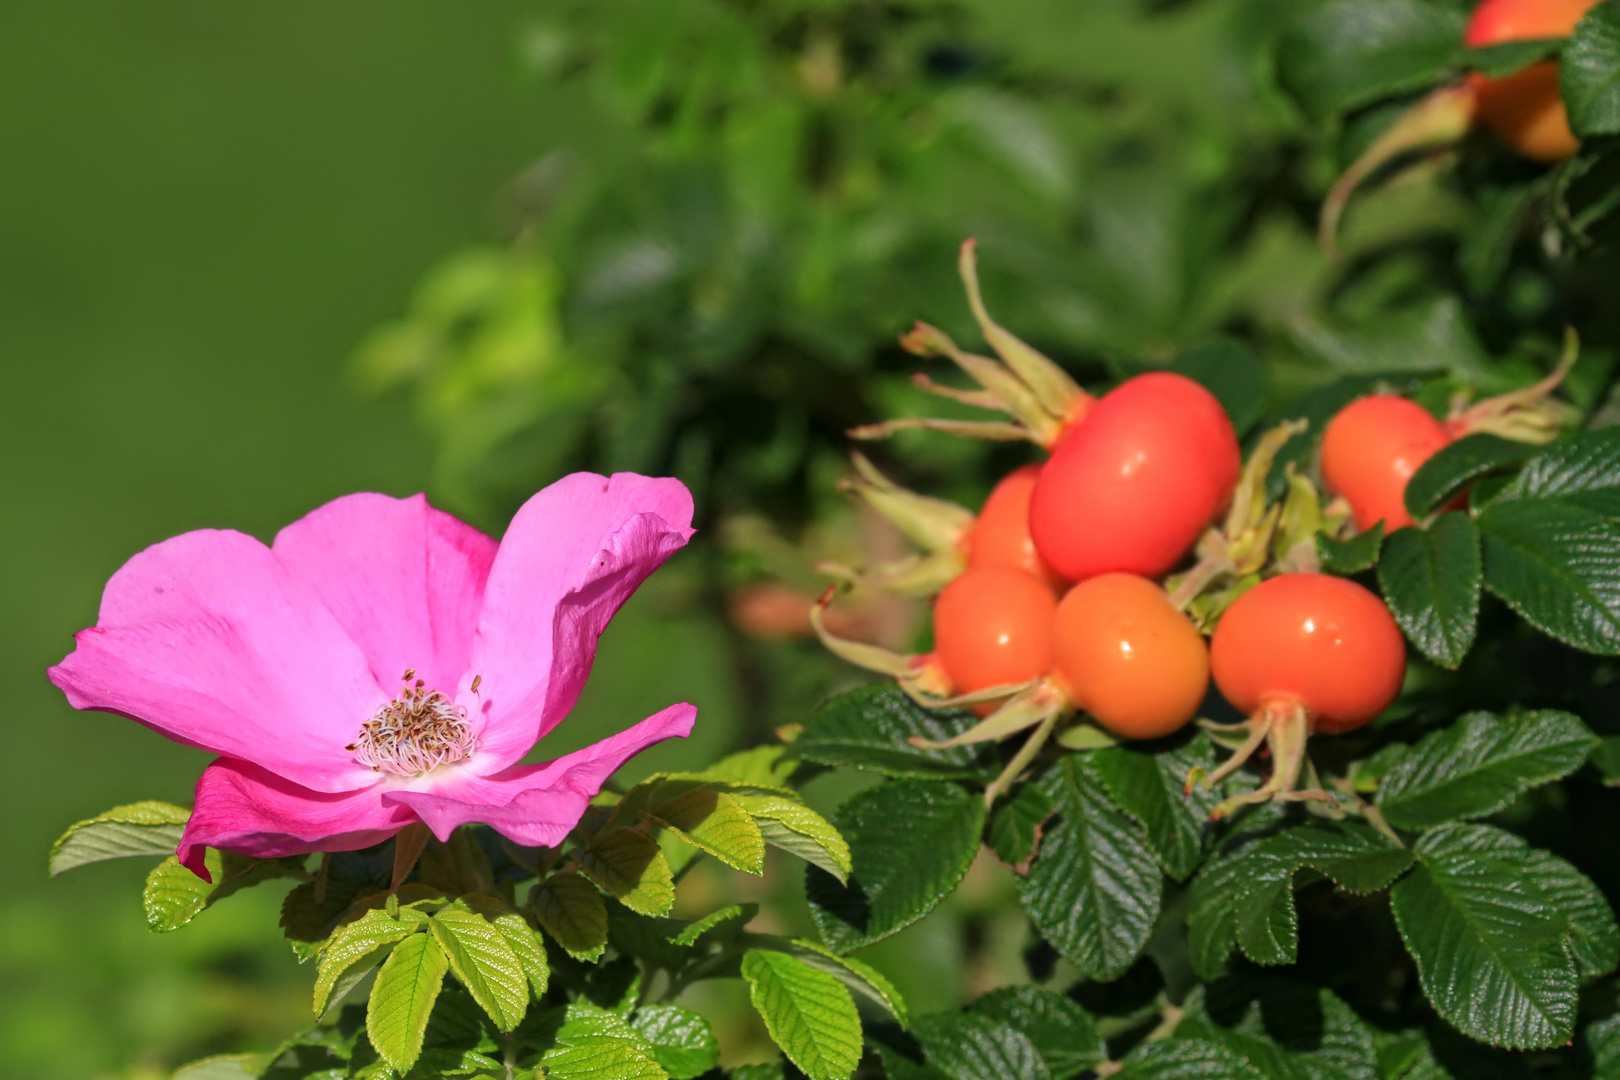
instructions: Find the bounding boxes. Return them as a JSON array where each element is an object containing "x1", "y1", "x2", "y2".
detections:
[{"x1": 5, "y1": 0, "x2": 1611, "y2": 1076}]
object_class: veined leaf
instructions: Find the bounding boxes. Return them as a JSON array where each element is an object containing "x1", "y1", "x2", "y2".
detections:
[
  {"x1": 988, "y1": 783, "x2": 1055, "y2": 871},
  {"x1": 1404, "y1": 434, "x2": 1538, "y2": 519},
  {"x1": 1178, "y1": 978, "x2": 1379, "y2": 1080},
  {"x1": 1276, "y1": 0, "x2": 1466, "y2": 120},
  {"x1": 1479, "y1": 497, "x2": 1620, "y2": 654},
  {"x1": 794, "y1": 685, "x2": 998, "y2": 780},
  {"x1": 630, "y1": 1004, "x2": 719, "y2": 1080},
  {"x1": 1020, "y1": 757, "x2": 1160, "y2": 981},
  {"x1": 1116, "y1": 1038, "x2": 1268, "y2": 1080},
  {"x1": 970, "y1": 985, "x2": 1103, "y2": 1079},
  {"x1": 1563, "y1": 3, "x2": 1620, "y2": 137},
  {"x1": 574, "y1": 827, "x2": 675, "y2": 916},
  {"x1": 143, "y1": 853, "x2": 220, "y2": 933},
  {"x1": 668, "y1": 903, "x2": 756, "y2": 947},
  {"x1": 530, "y1": 1003, "x2": 669, "y2": 1080},
  {"x1": 313, "y1": 906, "x2": 427, "y2": 1016},
  {"x1": 741, "y1": 949, "x2": 863, "y2": 1080},
  {"x1": 729, "y1": 789, "x2": 852, "y2": 883},
  {"x1": 629, "y1": 780, "x2": 766, "y2": 874},
  {"x1": 757, "y1": 937, "x2": 910, "y2": 1025},
  {"x1": 169, "y1": 1053, "x2": 273, "y2": 1080},
  {"x1": 1091, "y1": 735, "x2": 1220, "y2": 881},
  {"x1": 531, "y1": 870, "x2": 609, "y2": 961},
  {"x1": 1319, "y1": 524, "x2": 1384, "y2": 575},
  {"x1": 913, "y1": 1012, "x2": 1051, "y2": 1080},
  {"x1": 1522, "y1": 848, "x2": 1620, "y2": 980},
  {"x1": 1379, "y1": 512, "x2": 1482, "y2": 668},
  {"x1": 806, "y1": 779, "x2": 984, "y2": 953},
  {"x1": 1390, "y1": 824, "x2": 1578, "y2": 1049},
  {"x1": 49, "y1": 800, "x2": 189, "y2": 876},
  {"x1": 463, "y1": 894, "x2": 550, "y2": 998},
  {"x1": 1505, "y1": 428, "x2": 1620, "y2": 515},
  {"x1": 431, "y1": 901, "x2": 531, "y2": 1032},
  {"x1": 367, "y1": 930, "x2": 449, "y2": 1072},
  {"x1": 1375, "y1": 710, "x2": 1595, "y2": 829}
]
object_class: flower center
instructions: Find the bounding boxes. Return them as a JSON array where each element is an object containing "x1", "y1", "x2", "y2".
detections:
[{"x1": 346, "y1": 669, "x2": 475, "y2": 776}]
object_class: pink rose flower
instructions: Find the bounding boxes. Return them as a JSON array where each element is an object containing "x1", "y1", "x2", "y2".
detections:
[{"x1": 49, "y1": 473, "x2": 698, "y2": 880}]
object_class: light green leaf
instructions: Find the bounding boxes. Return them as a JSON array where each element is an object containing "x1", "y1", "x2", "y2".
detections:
[
  {"x1": 1478, "y1": 497, "x2": 1620, "y2": 654},
  {"x1": 532, "y1": 870, "x2": 609, "y2": 961},
  {"x1": 169, "y1": 1053, "x2": 272, "y2": 1080},
  {"x1": 1091, "y1": 735, "x2": 1221, "y2": 881},
  {"x1": 1563, "y1": 3, "x2": 1620, "y2": 137},
  {"x1": 805, "y1": 779, "x2": 984, "y2": 953},
  {"x1": 1116, "y1": 1039, "x2": 1268, "y2": 1080},
  {"x1": 49, "y1": 800, "x2": 189, "y2": 876},
  {"x1": 533, "y1": 1003, "x2": 669, "y2": 1080},
  {"x1": 1390, "y1": 824, "x2": 1578, "y2": 1049},
  {"x1": 970, "y1": 985, "x2": 1103, "y2": 1079},
  {"x1": 464, "y1": 894, "x2": 550, "y2": 998},
  {"x1": 668, "y1": 903, "x2": 756, "y2": 947},
  {"x1": 367, "y1": 930, "x2": 450, "y2": 1073},
  {"x1": 794, "y1": 686, "x2": 998, "y2": 780},
  {"x1": 629, "y1": 1004, "x2": 719, "y2": 1080},
  {"x1": 1020, "y1": 758, "x2": 1160, "y2": 981},
  {"x1": 1276, "y1": 0, "x2": 1466, "y2": 120},
  {"x1": 1404, "y1": 434, "x2": 1539, "y2": 519},
  {"x1": 630, "y1": 780, "x2": 765, "y2": 874},
  {"x1": 574, "y1": 827, "x2": 675, "y2": 916},
  {"x1": 1375, "y1": 710, "x2": 1596, "y2": 829},
  {"x1": 741, "y1": 949, "x2": 863, "y2": 1080},
  {"x1": 431, "y1": 901, "x2": 531, "y2": 1032},
  {"x1": 730, "y1": 790, "x2": 852, "y2": 884},
  {"x1": 143, "y1": 852, "x2": 220, "y2": 933},
  {"x1": 313, "y1": 906, "x2": 426, "y2": 1016},
  {"x1": 1379, "y1": 513, "x2": 1482, "y2": 668},
  {"x1": 913, "y1": 1012, "x2": 1050, "y2": 1080},
  {"x1": 762, "y1": 937, "x2": 910, "y2": 1025}
]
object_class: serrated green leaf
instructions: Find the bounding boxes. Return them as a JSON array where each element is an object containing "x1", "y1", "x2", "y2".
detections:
[
  {"x1": 170, "y1": 1053, "x2": 273, "y2": 1080},
  {"x1": 1563, "y1": 3, "x2": 1620, "y2": 137},
  {"x1": 144, "y1": 852, "x2": 220, "y2": 932},
  {"x1": 1180, "y1": 977, "x2": 1380, "y2": 1080},
  {"x1": 970, "y1": 985, "x2": 1103, "y2": 1079},
  {"x1": 574, "y1": 827, "x2": 675, "y2": 916},
  {"x1": 1319, "y1": 524, "x2": 1385, "y2": 575},
  {"x1": 988, "y1": 783, "x2": 1055, "y2": 870},
  {"x1": 314, "y1": 907, "x2": 427, "y2": 1016},
  {"x1": 1375, "y1": 710, "x2": 1595, "y2": 828},
  {"x1": 764, "y1": 937, "x2": 910, "y2": 1025},
  {"x1": 1404, "y1": 435, "x2": 1539, "y2": 519},
  {"x1": 669, "y1": 903, "x2": 756, "y2": 946},
  {"x1": 1117, "y1": 1038, "x2": 1268, "y2": 1080},
  {"x1": 431, "y1": 902, "x2": 531, "y2": 1032},
  {"x1": 630, "y1": 1005, "x2": 718, "y2": 1080},
  {"x1": 794, "y1": 685, "x2": 998, "y2": 780},
  {"x1": 805, "y1": 780, "x2": 984, "y2": 953},
  {"x1": 1173, "y1": 337, "x2": 1267, "y2": 437},
  {"x1": 49, "y1": 800, "x2": 189, "y2": 876},
  {"x1": 630, "y1": 780, "x2": 765, "y2": 874},
  {"x1": 1276, "y1": 0, "x2": 1466, "y2": 120},
  {"x1": 1521, "y1": 848, "x2": 1620, "y2": 980},
  {"x1": 1379, "y1": 513, "x2": 1482, "y2": 668},
  {"x1": 1505, "y1": 429, "x2": 1620, "y2": 516},
  {"x1": 1020, "y1": 757, "x2": 1160, "y2": 981},
  {"x1": 730, "y1": 790, "x2": 851, "y2": 883},
  {"x1": 368, "y1": 930, "x2": 449, "y2": 1072},
  {"x1": 1479, "y1": 497, "x2": 1620, "y2": 653},
  {"x1": 1091, "y1": 736, "x2": 1220, "y2": 881},
  {"x1": 741, "y1": 949, "x2": 862, "y2": 1080},
  {"x1": 1390, "y1": 823, "x2": 1578, "y2": 1049},
  {"x1": 463, "y1": 894, "x2": 549, "y2": 999},
  {"x1": 532, "y1": 871, "x2": 609, "y2": 960},
  {"x1": 913, "y1": 1012, "x2": 1050, "y2": 1080},
  {"x1": 531, "y1": 1003, "x2": 669, "y2": 1080}
]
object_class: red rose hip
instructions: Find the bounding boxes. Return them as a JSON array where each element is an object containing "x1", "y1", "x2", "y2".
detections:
[{"x1": 1321, "y1": 394, "x2": 1452, "y2": 532}]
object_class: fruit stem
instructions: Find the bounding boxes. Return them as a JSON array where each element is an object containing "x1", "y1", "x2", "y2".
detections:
[
  {"x1": 1188, "y1": 713, "x2": 1272, "y2": 796},
  {"x1": 982, "y1": 706, "x2": 1060, "y2": 808},
  {"x1": 1209, "y1": 698, "x2": 1329, "y2": 818}
]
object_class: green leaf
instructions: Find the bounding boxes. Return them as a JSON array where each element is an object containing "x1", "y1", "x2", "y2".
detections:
[
  {"x1": 1505, "y1": 429, "x2": 1620, "y2": 516},
  {"x1": 970, "y1": 985, "x2": 1103, "y2": 1079},
  {"x1": 574, "y1": 827, "x2": 675, "y2": 916},
  {"x1": 794, "y1": 686, "x2": 998, "y2": 780},
  {"x1": 1319, "y1": 524, "x2": 1385, "y2": 575},
  {"x1": 765, "y1": 937, "x2": 910, "y2": 1025},
  {"x1": 1563, "y1": 3, "x2": 1620, "y2": 137},
  {"x1": 1469, "y1": 38, "x2": 1563, "y2": 78},
  {"x1": 1277, "y1": 0, "x2": 1466, "y2": 120},
  {"x1": 806, "y1": 780, "x2": 984, "y2": 953},
  {"x1": 1179, "y1": 978, "x2": 1380, "y2": 1080},
  {"x1": 367, "y1": 930, "x2": 450, "y2": 1073},
  {"x1": 1478, "y1": 497, "x2": 1620, "y2": 654},
  {"x1": 1172, "y1": 337, "x2": 1268, "y2": 437},
  {"x1": 913, "y1": 1012, "x2": 1051, "y2": 1080},
  {"x1": 532, "y1": 871, "x2": 609, "y2": 961},
  {"x1": 313, "y1": 907, "x2": 427, "y2": 1016},
  {"x1": 170, "y1": 1053, "x2": 273, "y2": 1080},
  {"x1": 1521, "y1": 848, "x2": 1620, "y2": 980},
  {"x1": 1116, "y1": 1039, "x2": 1268, "y2": 1080},
  {"x1": 143, "y1": 852, "x2": 220, "y2": 932},
  {"x1": 630, "y1": 1005, "x2": 719, "y2": 1080},
  {"x1": 1375, "y1": 710, "x2": 1596, "y2": 829},
  {"x1": 1404, "y1": 435, "x2": 1539, "y2": 519},
  {"x1": 463, "y1": 894, "x2": 550, "y2": 999},
  {"x1": 987, "y1": 783, "x2": 1055, "y2": 870},
  {"x1": 431, "y1": 901, "x2": 532, "y2": 1032},
  {"x1": 1378, "y1": 513, "x2": 1483, "y2": 668},
  {"x1": 629, "y1": 780, "x2": 766, "y2": 874},
  {"x1": 1390, "y1": 824, "x2": 1578, "y2": 1049},
  {"x1": 1020, "y1": 757, "x2": 1161, "y2": 981},
  {"x1": 48, "y1": 800, "x2": 190, "y2": 875},
  {"x1": 741, "y1": 949, "x2": 863, "y2": 1080},
  {"x1": 1592, "y1": 735, "x2": 1620, "y2": 786},
  {"x1": 1188, "y1": 822, "x2": 1413, "y2": 975},
  {"x1": 668, "y1": 903, "x2": 756, "y2": 947},
  {"x1": 728, "y1": 789, "x2": 852, "y2": 883},
  {"x1": 1091, "y1": 736, "x2": 1220, "y2": 881},
  {"x1": 530, "y1": 1003, "x2": 669, "y2": 1080}
]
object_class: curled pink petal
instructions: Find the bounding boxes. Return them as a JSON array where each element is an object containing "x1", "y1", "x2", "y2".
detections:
[
  {"x1": 178, "y1": 758, "x2": 413, "y2": 880},
  {"x1": 468, "y1": 473, "x2": 695, "y2": 772},
  {"x1": 49, "y1": 529, "x2": 381, "y2": 792},
  {"x1": 272, "y1": 492, "x2": 497, "y2": 693},
  {"x1": 385, "y1": 702, "x2": 696, "y2": 847}
]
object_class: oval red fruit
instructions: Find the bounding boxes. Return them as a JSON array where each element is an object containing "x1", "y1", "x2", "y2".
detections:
[
  {"x1": 932, "y1": 566, "x2": 1057, "y2": 696},
  {"x1": 1321, "y1": 394, "x2": 1451, "y2": 532},
  {"x1": 1466, "y1": 0, "x2": 1602, "y2": 163},
  {"x1": 966, "y1": 465, "x2": 1066, "y2": 590},
  {"x1": 1210, "y1": 574, "x2": 1406, "y2": 735}
]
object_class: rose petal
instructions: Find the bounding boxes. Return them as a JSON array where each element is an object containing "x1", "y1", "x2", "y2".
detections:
[
  {"x1": 467, "y1": 473, "x2": 694, "y2": 772},
  {"x1": 178, "y1": 759, "x2": 409, "y2": 880},
  {"x1": 272, "y1": 492, "x2": 497, "y2": 694},
  {"x1": 384, "y1": 702, "x2": 696, "y2": 847},
  {"x1": 50, "y1": 529, "x2": 381, "y2": 792}
]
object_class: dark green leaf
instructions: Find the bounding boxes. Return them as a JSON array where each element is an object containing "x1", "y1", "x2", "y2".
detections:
[
  {"x1": 1479, "y1": 497, "x2": 1620, "y2": 653},
  {"x1": 1521, "y1": 848, "x2": 1620, "y2": 980},
  {"x1": 1116, "y1": 1039, "x2": 1268, "y2": 1080},
  {"x1": 913, "y1": 1013, "x2": 1050, "y2": 1080},
  {"x1": 794, "y1": 686, "x2": 998, "y2": 780},
  {"x1": 1091, "y1": 735, "x2": 1220, "y2": 881},
  {"x1": 1277, "y1": 0, "x2": 1466, "y2": 120},
  {"x1": 741, "y1": 949, "x2": 862, "y2": 1080},
  {"x1": 367, "y1": 931, "x2": 450, "y2": 1073},
  {"x1": 1505, "y1": 429, "x2": 1620, "y2": 517},
  {"x1": 1180, "y1": 977, "x2": 1380, "y2": 1080},
  {"x1": 987, "y1": 784, "x2": 1054, "y2": 870},
  {"x1": 531, "y1": 870, "x2": 609, "y2": 961},
  {"x1": 630, "y1": 1005, "x2": 719, "y2": 1080},
  {"x1": 49, "y1": 800, "x2": 189, "y2": 875},
  {"x1": 1563, "y1": 3, "x2": 1620, "y2": 137},
  {"x1": 1173, "y1": 337, "x2": 1268, "y2": 437},
  {"x1": 1390, "y1": 824, "x2": 1578, "y2": 1049},
  {"x1": 1592, "y1": 735, "x2": 1620, "y2": 786},
  {"x1": 1020, "y1": 758, "x2": 1161, "y2": 981},
  {"x1": 806, "y1": 780, "x2": 984, "y2": 953},
  {"x1": 1375, "y1": 710, "x2": 1595, "y2": 828},
  {"x1": 1378, "y1": 513, "x2": 1483, "y2": 668},
  {"x1": 969, "y1": 985, "x2": 1103, "y2": 1079},
  {"x1": 1468, "y1": 39, "x2": 1562, "y2": 79},
  {"x1": 1319, "y1": 524, "x2": 1385, "y2": 575},
  {"x1": 1404, "y1": 435, "x2": 1538, "y2": 519}
]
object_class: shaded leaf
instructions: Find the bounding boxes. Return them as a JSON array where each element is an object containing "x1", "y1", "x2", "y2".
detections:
[
  {"x1": 531, "y1": 871, "x2": 609, "y2": 961},
  {"x1": 988, "y1": 783, "x2": 1055, "y2": 870},
  {"x1": 314, "y1": 907, "x2": 427, "y2": 1016},
  {"x1": 669, "y1": 903, "x2": 756, "y2": 947},
  {"x1": 1379, "y1": 514, "x2": 1482, "y2": 668},
  {"x1": 1563, "y1": 3, "x2": 1620, "y2": 137},
  {"x1": 913, "y1": 1012, "x2": 1050, "y2": 1080},
  {"x1": 630, "y1": 1004, "x2": 719, "y2": 1080},
  {"x1": 1180, "y1": 977, "x2": 1380, "y2": 1080},
  {"x1": 49, "y1": 800, "x2": 189, "y2": 876},
  {"x1": 970, "y1": 984, "x2": 1103, "y2": 1078},
  {"x1": 1319, "y1": 524, "x2": 1385, "y2": 575},
  {"x1": 794, "y1": 686, "x2": 998, "y2": 780},
  {"x1": 1117, "y1": 1038, "x2": 1268, "y2": 1080},
  {"x1": 1277, "y1": 0, "x2": 1466, "y2": 120},
  {"x1": 1404, "y1": 435, "x2": 1538, "y2": 519},
  {"x1": 1091, "y1": 735, "x2": 1220, "y2": 881}
]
